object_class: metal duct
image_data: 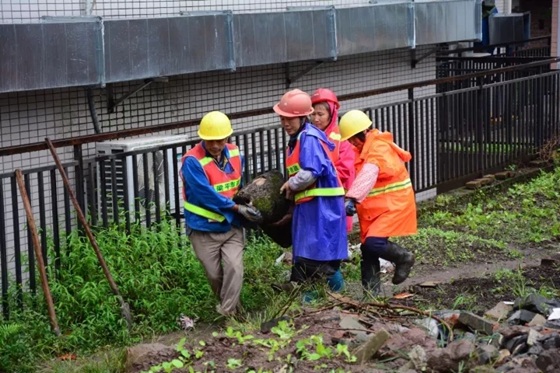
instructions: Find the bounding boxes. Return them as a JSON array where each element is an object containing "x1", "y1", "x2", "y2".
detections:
[
  {"x1": 415, "y1": 0, "x2": 480, "y2": 45},
  {"x1": 336, "y1": 3, "x2": 413, "y2": 56},
  {"x1": 233, "y1": 9, "x2": 336, "y2": 67},
  {"x1": 104, "y1": 13, "x2": 234, "y2": 83},
  {"x1": 0, "y1": 1, "x2": 484, "y2": 94},
  {"x1": 0, "y1": 18, "x2": 102, "y2": 94},
  {"x1": 489, "y1": 13, "x2": 526, "y2": 44}
]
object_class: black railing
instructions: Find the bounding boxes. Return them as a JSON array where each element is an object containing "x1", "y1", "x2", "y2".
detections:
[{"x1": 1, "y1": 69, "x2": 560, "y2": 318}]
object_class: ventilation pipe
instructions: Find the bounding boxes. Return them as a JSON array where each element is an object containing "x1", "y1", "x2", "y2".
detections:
[{"x1": 503, "y1": 0, "x2": 512, "y2": 15}]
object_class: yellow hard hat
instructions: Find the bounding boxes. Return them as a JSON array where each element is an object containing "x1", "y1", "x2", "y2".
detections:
[
  {"x1": 198, "y1": 111, "x2": 233, "y2": 140},
  {"x1": 339, "y1": 110, "x2": 372, "y2": 141}
]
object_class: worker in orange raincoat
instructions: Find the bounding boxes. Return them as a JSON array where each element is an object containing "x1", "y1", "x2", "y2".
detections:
[{"x1": 339, "y1": 110, "x2": 417, "y2": 296}]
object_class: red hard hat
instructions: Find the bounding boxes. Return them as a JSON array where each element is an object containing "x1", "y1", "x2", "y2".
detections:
[
  {"x1": 311, "y1": 88, "x2": 340, "y2": 110},
  {"x1": 273, "y1": 89, "x2": 314, "y2": 118}
]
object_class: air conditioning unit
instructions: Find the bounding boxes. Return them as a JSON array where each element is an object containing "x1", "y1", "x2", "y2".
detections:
[{"x1": 95, "y1": 135, "x2": 189, "y2": 223}]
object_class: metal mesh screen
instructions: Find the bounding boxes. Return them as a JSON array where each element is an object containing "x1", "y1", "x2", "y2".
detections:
[{"x1": 1, "y1": 0, "x2": 389, "y2": 23}]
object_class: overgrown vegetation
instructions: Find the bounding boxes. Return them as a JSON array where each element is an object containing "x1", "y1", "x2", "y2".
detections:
[
  {"x1": 393, "y1": 167, "x2": 560, "y2": 267},
  {"x1": 2, "y1": 167, "x2": 560, "y2": 372},
  {"x1": 0, "y1": 221, "x2": 287, "y2": 372}
]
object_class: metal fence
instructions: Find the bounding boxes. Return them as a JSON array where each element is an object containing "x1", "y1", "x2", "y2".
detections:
[{"x1": 2, "y1": 68, "x2": 560, "y2": 318}]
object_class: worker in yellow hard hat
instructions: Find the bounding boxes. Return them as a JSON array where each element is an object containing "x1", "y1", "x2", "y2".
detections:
[
  {"x1": 180, "y1": 111, "x2": 262, "y2": 316},
  {"x1": 339, "y1": 110, "x2": 417, "y2": 296}
]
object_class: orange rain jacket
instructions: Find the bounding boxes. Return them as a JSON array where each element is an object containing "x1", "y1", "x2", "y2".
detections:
[{"x1": 354, "y1": 129, "x2": 417, "y2": 243}]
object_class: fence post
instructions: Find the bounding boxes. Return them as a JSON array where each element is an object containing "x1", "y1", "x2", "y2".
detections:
[
  {"x1": 408, "y1": 88, "x2": 415, "y2": 186},
  {"x1": 74, "y1": 145, "x2": 85, "y2": 228},
  {"x1": 476, "y1": 77, "x2": 485, "y2": 173}
]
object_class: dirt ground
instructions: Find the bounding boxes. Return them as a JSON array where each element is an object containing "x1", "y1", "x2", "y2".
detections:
[{"x1": 412, "y1": 263, "x2": 560, "y2": 315}]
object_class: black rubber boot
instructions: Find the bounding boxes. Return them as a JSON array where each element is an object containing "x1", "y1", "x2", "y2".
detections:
[
  {"x1": 381, "y1": 242, "x2": 415, "y2": 285},
  {"x1": 360, "y1": 247, "x2": 381, "y2": 297}
]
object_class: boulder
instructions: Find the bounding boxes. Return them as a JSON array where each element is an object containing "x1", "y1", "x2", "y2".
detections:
[{"x1": 234, "y1": 170, "x2": 292, "y2": 247}]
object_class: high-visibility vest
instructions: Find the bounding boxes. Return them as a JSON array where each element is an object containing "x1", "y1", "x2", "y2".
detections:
[
  {"x1": 355, "y1": 130, "x2": 417, "y2": 241},
  {"x1": 181, "y1": 143, "x2": 241, "y2": 222},
  {"x1": 326, "y1": 125, "x2": 342, "y2": 164},
  {"x1": 286, "y1": 131, "x2": 344, "y2": 204}
]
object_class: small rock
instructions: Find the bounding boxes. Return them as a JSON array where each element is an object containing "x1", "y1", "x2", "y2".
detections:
[
  {"x1": 427, "y1": 348, "x2": 455, "y2": 373},
  {"x1": 506, "y1": 335, "x2": 528, "y2": 355},
  {"x1": 339, "y1": 315, "x2": 367, "y2": 333},
  {"x1": 466, "y1": 180, "x2": 483, "y2": 189},
  {"x1": 449, "y1": 339, "x2": 476, "y2": 361},
  {"x1": 511, "y1": 342, "x2": 528, "y2": 357},
  {"x1": 495, "y1": 349, "x2": 511, "y2": 366},
  {"x1": 495, "y1": 171, "x2": 514, "y2": 180},
  {"x1": 536, "y1": 349, "x2": 560, "y2": 372},
  {"x1": 486, "y1": 302, "x2": 514, "y2": 321},
  {"x1": 527, "y1": 344, "x2": 543, "y2": 356},
  {"x1": 483, "y1": 174, "x2": 496, "y2": 181},
  {"x1": 507, "y1": 310, "x2": 537, "y2": 326},
  {"x1": 499, "y1": 326, "x2": 531, "y2": 339},
  {"x1": 379, "y1": 327, "x2": 437, "y2": 359},
  {"x1": 125, "y1": 343, "x2": 176, "y2": 372},
  {"x1": 541, "y1": 333, "x2": 560, "y2": 350},
  {"x1": 414, "y1": 318, "x2": 439, "y2": 339},
  {"x1": 513, "y1": 294, "x2": 560, "y2": 317},
  {"x1": 261, "y1": 316, "x2": 291, "y2": 334},
  {"x1": 526, "y1": 329, "x2": 539, "y2": 346},
  {"x1": 408, "y1": 345, "x2": 428, "y2": 370},
  {"x1": 459, "y1": 311, "x2": 496, "y2": 335},
  {"x1": 477, "y1": 344, "x2": 499, "y2": 365},
  {"x1": 317, "y1": 308, "x2": 341, "y2": 323},
  {"x1": 527, "y1": 314, "x2": 546, "y2": 327},
  {"x1": 544, "y1": 320, "x2": 560, "y2": 329},
  {"x1": 352, "y1": 329, "x2": 391, "y2": 365}
]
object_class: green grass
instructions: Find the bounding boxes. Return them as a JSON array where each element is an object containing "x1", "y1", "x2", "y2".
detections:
[{"x1": 0, "y1": 221, "x2": 288, "y2": 373}]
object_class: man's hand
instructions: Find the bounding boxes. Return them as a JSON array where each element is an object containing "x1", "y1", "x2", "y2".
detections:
[
  {"x1": 238, "y1": 205, "x2": 263, "y2": 223},
  {"x1": 280, "y1": 180, "x2": 294, "y2": 200},
  {"x1": 345, "y1": 199, "x2": 357, "y2": 217},
  {"x1": 269, "y1": 213, "x2": 293, "y2": 227}
]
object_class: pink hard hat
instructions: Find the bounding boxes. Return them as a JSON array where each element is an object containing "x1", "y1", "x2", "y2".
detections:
[{"x1": 273, "y1": 89, "x2": 314, "y2": 118}]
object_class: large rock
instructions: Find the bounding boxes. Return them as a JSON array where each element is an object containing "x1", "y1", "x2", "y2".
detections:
[
  {"x1": 535, "y1": 349, "x2": 560, "y2": 372},
  {"x1": 378, "y1": 327, "x2": 438, "y2": 358},
  {"x1": 459, "y1": 311, "x2": 496, "y2": 335},
  {"x1": 426, "y1": 339, "x2": 475, "y2": 373},
  {"x1": 125, "y1": 343, "x2": 176, "y2": 372},
  {"x1": 234, "y1": 170, "x2": 292, "y2": 247},
  {"x1": 352, "y1": 329, "x2": 391, "y2": 364},
  {"x1": 513, "y1": 294, "x2": 560, "y2": 317}
]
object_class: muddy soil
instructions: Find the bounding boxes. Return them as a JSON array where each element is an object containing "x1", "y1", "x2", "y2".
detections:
[
  {"x1": 130, "y1": 310, "x2": 372, "y2": 373},
  {"x1": 411, "y1": 264, "x2": 560, "y2": 315}
]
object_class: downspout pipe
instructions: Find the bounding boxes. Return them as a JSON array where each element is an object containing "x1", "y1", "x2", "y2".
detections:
[
  {"x1": 503, "y1": 0, "x2": 512, "y2": 15},
  {"x1": 87, "y1": 88, "x2": 102, "y2": 134}
]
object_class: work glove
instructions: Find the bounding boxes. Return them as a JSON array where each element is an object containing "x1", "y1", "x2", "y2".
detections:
[
  {"x1": 345, "y1": 199, "x2": 357, "y2": 217},
  {"x1": 238, "y1": 205, "x2": 263, "y2": 223}
]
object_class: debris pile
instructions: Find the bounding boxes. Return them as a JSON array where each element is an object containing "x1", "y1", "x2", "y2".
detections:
[{"x1": 126, "y1": 274, "x2": 560, "y2": 372}]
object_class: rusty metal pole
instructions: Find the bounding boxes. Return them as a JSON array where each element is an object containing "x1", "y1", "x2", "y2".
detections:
[
  {"x1": 45, "y1": 138, "x2": 132, "y2": 328},
  {"x1": 15, "y1": 169, "x2": 61, "y2": 336}
]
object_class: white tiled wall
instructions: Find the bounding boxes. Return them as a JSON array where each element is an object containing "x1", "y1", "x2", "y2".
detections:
[{"x1": 0, "y1": 47, "x2": 438, "y2": 290}]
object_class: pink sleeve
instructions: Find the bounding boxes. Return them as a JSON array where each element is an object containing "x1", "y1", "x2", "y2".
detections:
[
  {"x1": 335, "y1": 140, "x2": 356, "y2": 189},
  {"x1": 346, "y1": 163, "x2": 379, "y2": 203}
]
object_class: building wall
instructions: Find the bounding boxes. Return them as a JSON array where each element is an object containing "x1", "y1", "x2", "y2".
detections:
[{"x1": 0, "y1": 0, "x2": 439, "y2": 288}]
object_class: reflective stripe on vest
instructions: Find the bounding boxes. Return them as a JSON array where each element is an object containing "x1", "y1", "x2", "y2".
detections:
[
  {"x1": 367, "y1": 178, "x2": 412, "y2": 198},
  {"x1": 329, "y1": 132, "x2": 342, "y2": 141},
  {"x1": 183, "y1": 201, "x2": 225, "y2": 223},
  {"x1": 294, "y1": 187, "x2": 345, "y2": 203},
  {"x1": 287, "y1": 163, "x2": 301, "y2": 176},
  {"x1": 181, "y1": 143, "x2": 241, "y2": 222}
]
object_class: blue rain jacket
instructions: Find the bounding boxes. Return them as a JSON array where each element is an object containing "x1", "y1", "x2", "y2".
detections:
[
  {"x1": 182, "y1": 142, "x2": 245, "y2": 233},
  {"x1": 290, "y1": 123, "x2": 348, "y2": 262}
]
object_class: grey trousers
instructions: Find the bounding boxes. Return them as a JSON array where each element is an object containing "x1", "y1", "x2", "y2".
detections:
[{"x1": 189, "y1": 227, "x2": 244, "y2": 315}]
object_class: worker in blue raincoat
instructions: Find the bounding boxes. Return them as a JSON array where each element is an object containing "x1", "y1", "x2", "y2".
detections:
[{"x1": 270, "y1": 89, "x2": 348, "y2": 295}]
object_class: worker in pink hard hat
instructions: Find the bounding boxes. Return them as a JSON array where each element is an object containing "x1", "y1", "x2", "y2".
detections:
[
  {"x1": 270, "y1": 89, "x2": 348, "y2": 298},
  {"x1": 311, "y1": 88, "x2": 355, "y2": 233}
]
